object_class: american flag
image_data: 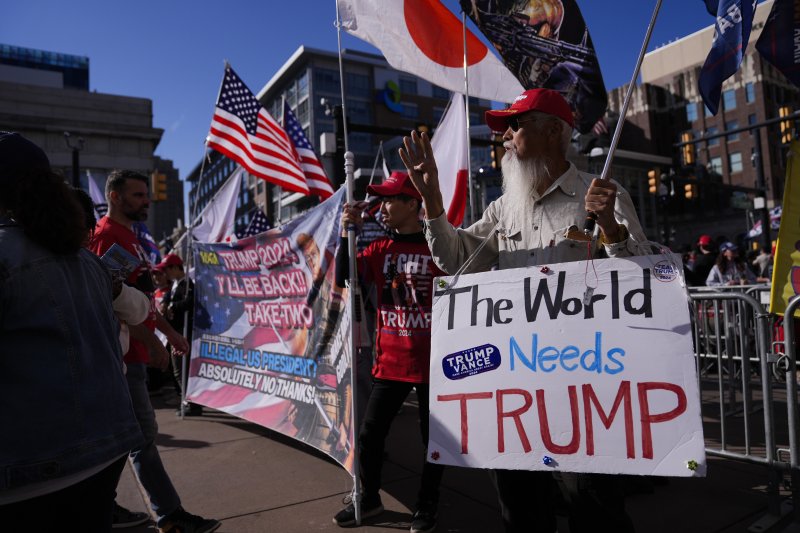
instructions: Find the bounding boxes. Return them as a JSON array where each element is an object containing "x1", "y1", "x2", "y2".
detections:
[
  {"x1": 236, "y1": 209, "x2": 272, "y2": 239},
  {"x1": 283, "y1": 101, "x2": 335, "y2": 199},
  {"x1": 207, "y1": 65, "x2": 309, "y2": 195}
]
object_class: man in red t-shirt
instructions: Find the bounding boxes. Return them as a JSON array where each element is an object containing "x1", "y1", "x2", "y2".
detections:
[
  {"x1": 332, "y1": 172, "x2": 444, "y2": 533},
  {"x1": 90, "y1": 169, "x2": 220, "y2": 533}
]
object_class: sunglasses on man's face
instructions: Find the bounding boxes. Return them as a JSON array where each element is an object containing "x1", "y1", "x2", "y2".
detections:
[{"x1": 507, "y1": 115, "x2": 543, "y2": 132}]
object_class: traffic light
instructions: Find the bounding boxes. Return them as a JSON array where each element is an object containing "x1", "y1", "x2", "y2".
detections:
[
  {"x1": 779, "y1": 106, "x2": 793, "y2": 144},
  {"x1": 647, "y1": 168, "x2": 659, "y2": 194},
  {"x1": 151, "y1": 171, "x2": 168, "y2": 202},
  {"x1": 684, "y1": 183, "x2": 695, "y2": 199},
  {"x1": 681, "y1": 132, "x2": 694, "y2": 165},
  {"x1": 490, "y1": 135, "x2": 505, "y2": 169}
]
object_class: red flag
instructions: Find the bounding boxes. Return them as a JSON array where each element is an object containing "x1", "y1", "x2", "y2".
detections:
[{"x1": 207, "y1": 65, "x2": 309, "y2": 195}]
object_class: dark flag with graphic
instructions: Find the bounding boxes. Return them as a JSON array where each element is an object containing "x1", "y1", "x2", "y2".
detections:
[
  {"x1": 756, "y1": 0, "x2": 800, "y2": 88},
  {"x1": 699, "y1": 0, "x2": 757, "y2": 115},
  {"x1": 461, "y1": 0, "x2": 607, "y2": 133}
]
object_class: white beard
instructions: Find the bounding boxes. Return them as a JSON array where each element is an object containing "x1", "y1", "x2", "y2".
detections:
[{"x1": 501, "y1": 149, "x2": 551, "y2": 217}]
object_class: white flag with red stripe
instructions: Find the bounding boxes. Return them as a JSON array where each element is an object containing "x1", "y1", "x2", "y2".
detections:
[
  {"x1": 207, "y1": 65, "x2": 309, "y2": 195},
  {"x1": 338, "y1": 0, "x2": 523, "y2": 104},
  {"x1": 283, "y1": 101, "x2": 334, "y2": 199},
  {"x1": 431, "y1": 92, "x2": 468, "y2": 226}
]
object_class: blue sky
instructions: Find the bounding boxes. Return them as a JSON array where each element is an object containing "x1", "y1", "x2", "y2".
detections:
[{"x1": 3, "y1": 0, "x2": 726, "y2": 182}]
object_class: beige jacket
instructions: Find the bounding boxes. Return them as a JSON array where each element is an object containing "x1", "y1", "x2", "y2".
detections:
[{"x1": 424, "y1": 164, "x2": 648, "y2": 274}]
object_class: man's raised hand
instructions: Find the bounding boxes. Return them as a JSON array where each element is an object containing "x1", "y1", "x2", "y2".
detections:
[{"x1": 399, "y1": 131, "x2": 444, "y2": 219}]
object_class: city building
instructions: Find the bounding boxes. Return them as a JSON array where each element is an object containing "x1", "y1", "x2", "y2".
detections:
[
  {"x1": 0, "y1": 43, "x2": 181, "y2": 241},
  {"x1": 189, "y1": 46, "x2": 492, "y2": 227},
  {"x1": 604, "y1": 0, "x2": 798, "y2": 245}
]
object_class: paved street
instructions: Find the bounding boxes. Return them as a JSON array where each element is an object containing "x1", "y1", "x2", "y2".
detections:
[{"x1": 115, "y1": 390, "x2": 789, "y2": 533}]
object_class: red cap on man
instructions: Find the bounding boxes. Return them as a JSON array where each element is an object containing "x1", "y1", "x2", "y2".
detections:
[
  {"x1": 367, "y1": 171, "x2": 422, "y2": 201},
  {"x1": 697, "y1": 235, "x2": 713, "y2": 246},
  {"x1": 485, "y1": 88, "x2": 575, "y2": 133},
  {"x1": 157, "y1": 253, "x2": 183, "y2": 270}
]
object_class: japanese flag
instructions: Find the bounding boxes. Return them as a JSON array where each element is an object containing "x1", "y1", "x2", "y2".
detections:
[
  {"x1": 431, "y1": 92, "x2": 469, "y2": 226},
  {"x1": 338, "y1": 0, "x2": 524, "y2": 103}
]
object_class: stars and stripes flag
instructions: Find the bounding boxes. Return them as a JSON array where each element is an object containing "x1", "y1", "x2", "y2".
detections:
[
  {"x1": 236, "y1": 209, "x2": 273, "y2": 239},
  {"x1": 207, "y1": 65, "x2": 310, "y2": 195},
  {"x1": 283, "y1": 101, "x2": 334, "y2": 199}
]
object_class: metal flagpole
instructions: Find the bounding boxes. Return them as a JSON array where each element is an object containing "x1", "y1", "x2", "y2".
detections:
[
  {"x1": 461, "y1": 11, "x2": 475, "y2": 226},
  {"x1": 335, "y1": 0, "x2": 362, "y2": 525},
  {"x1": 179, "y1": 60, "x2": 231, "y2": 418},
  {"x1": 582, "y1": 0, "x2": 663, "y2": 236}
]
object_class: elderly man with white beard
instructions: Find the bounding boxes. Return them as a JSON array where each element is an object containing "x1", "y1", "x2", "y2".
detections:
[{"x1": 399, "y1": 88, "x2": 645, "y2": 533}]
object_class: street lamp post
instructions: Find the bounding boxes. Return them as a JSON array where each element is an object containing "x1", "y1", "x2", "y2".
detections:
[{"x1": 63, "y1": 132, "x2": 85, "y2": 188}]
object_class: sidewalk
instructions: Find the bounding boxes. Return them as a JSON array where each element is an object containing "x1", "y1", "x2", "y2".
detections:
[{"x1": 116, "y1": 391, "x2": 785, "y2": 533}]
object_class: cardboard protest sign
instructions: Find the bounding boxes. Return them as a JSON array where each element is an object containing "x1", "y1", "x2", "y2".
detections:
[{"x1": 427, "y1": 255, "x2": 706, "y2": 477}]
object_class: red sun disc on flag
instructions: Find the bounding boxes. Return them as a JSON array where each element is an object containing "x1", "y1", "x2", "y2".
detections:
[{"x1": 404, "y1": 0, "x2": 488, "y2": 68}]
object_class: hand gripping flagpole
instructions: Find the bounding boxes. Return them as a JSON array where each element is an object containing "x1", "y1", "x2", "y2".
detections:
[{"x1": 582, "y1": 0, "x2": 663, "y2": 236}]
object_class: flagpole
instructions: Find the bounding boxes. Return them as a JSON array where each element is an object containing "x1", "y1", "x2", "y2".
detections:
[
  {"x1": 461, "y1": 11, "x2": 475, "y2": 226},
  {"x1": 583, "y1": 0, "x2": 663, "y2": 235},
  {"x1": 336, "y1": 0, "x2": 361, "y2": 525}
]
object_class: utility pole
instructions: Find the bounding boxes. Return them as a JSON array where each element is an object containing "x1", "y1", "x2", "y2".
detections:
[{"x1": 63, "y1": 132, "x2": 84, "y2": 188}]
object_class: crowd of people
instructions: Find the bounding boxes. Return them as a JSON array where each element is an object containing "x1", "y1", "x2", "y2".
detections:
[
  {"x1": 0, "y1": 87, "x2": 777, "y2": 533},
  {"x1": 682, "y1": 234, "x2": 773, "y2": 287}
]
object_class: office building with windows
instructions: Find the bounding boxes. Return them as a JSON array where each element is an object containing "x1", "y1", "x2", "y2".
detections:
[
  {"x1": 0, "y1": 43, "x2": 181, "y2": 241},
  {"x1": 597, "y1": 0, "x2": 797, "y2": 244}
]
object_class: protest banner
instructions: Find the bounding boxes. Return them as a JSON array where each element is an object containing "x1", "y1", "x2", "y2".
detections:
[
  {"x1": 427, "y1": 255, "x2": 706, "y2": 477},
  {"x1": 186, "y1": 187, "x2": 362, "y2": 473}
]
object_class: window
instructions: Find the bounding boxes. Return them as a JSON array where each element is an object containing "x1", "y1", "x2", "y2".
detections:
[
  {"x1": 707, "y1": 126, "x2": 719, "y2": 146},
  {"x1": 297, "y1": 99, "x2": 309, "y2": 124},
  {"x1": 705, "y1": 105, "x2": 714, "y2": 117},
  {"x1": 686, "y1": 102, "x2": 698, "y2": 122},
  {"x1": 286, "y1": 83, "x2": 297, "y2": 107},
  {"x1": 745, "y1": 82, "x2": 755, "y2": 103},
  {"x1": 432, "y1": 106, "x2": 446, "y2": 124},
  {"x1": 469, "y1": 111, "x2": 481, "y2": 125},
  {"x1": 748, "y1": 113, "x2": 757, "y2": 125},
  {"x1": 432, "y1": 85, "x2": 449, "y2": 99},
  {"x1": 725, "y1": 120, "x2": 739, "y2": 141},
  {"x1": 399, "y1": 77, "x2": 417, "y2": 95},
  {"x1": 345, "y1": 72, "x2": 371, "y2": 98},
  {"x1": 709, "y1": 156, "x2": 723, "y2": 175},
  {"x1": 349, "y1": 132, "x2": 373, "y2": 153},
  {"x1": 297, "y1": 71, "x2": 309, "y2": 100},
  {"x1": 314, "y1": 68, "x2": 340, "y2": 94},
  {"x1": 729, "y1": 152, "x2": 743, "y2": 173},
  {"x1": 722, "y1": 89, "x2": 736, "y2": 110},
  {"x1": 401, "y1": 102, "x2": 418, "y2": 119},
  {"x1": 346, "y1": 99, "x2": 372, "y2": 123}
]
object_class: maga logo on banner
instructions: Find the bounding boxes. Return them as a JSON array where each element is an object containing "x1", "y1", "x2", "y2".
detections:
[
  {"x1": 427, "y1": 255, "x2": 706, "y2": 477},
  {"x1": 187, "y1": 188, "x2": 358, "y2": 472}
]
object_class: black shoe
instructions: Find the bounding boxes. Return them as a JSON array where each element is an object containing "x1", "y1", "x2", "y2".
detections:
[
  {"x1": 158, "y1": 507, "x2": 220, "y2": 533},
  {"x1": 333, "y1": 497, "x2": 384, "y2": 527},
  {"x1": 112, "y1": 502, "x2": 149, "y2": 528},
  {"x1": 410, "y1": 508, "x2": 438, "y2": 533}
]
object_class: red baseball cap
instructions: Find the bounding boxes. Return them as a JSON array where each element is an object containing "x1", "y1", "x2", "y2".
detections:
[
  {"x1": 157, "y1": 253, "x2": 183, "y2": 269},
  {"x1": 485, "y1": 88, "x2": 575, "y2": 133},
  {"x1": 367, "y1": 171, "x2": 422, "y2": 201},
  {"x1": 697, "y1": 235, "x2": 713, "y2": 246}
]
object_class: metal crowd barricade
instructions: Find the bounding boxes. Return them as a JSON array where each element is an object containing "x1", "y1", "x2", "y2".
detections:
[{"x1": 688, "y1": 288, "x2": 800, "y2": 531}]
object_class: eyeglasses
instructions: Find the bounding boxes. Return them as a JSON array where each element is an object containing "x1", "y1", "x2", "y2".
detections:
[{"x1": 507, "y1": 116, "x2": 543, "y2": 132}]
